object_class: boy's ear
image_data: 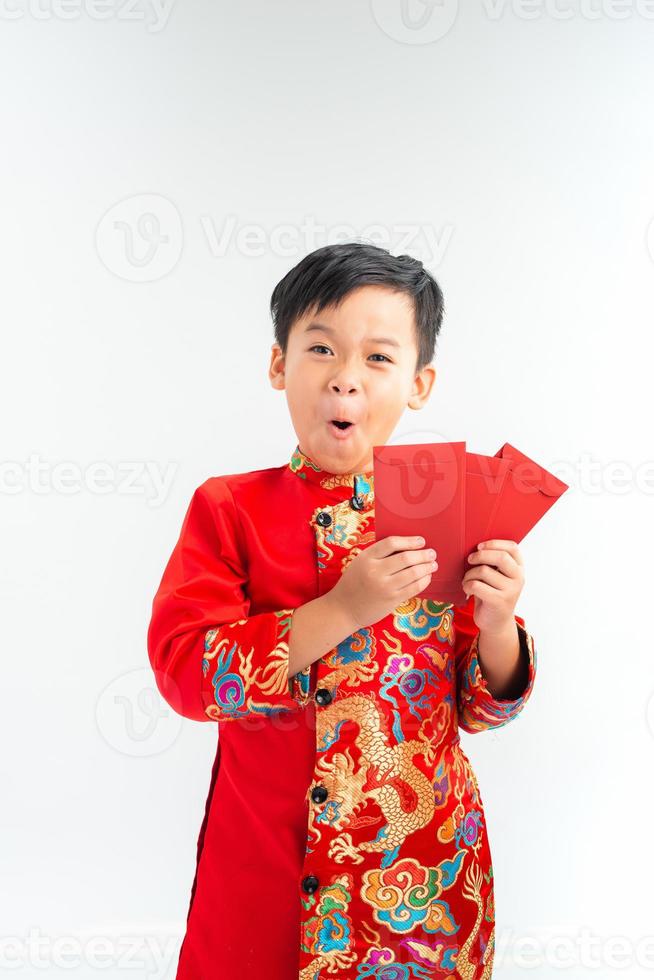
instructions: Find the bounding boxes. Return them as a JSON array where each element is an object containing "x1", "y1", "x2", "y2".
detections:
[
  {"x1": 269, "y1": 343, "x2": 286, "y2": 390},
  {"x1": 407, "y1": 363, "x2": 436, "y2": 410}
]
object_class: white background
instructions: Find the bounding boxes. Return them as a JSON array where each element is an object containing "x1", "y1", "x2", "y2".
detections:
[{"x1": 2, "y1": 1, "x2": 653, "y2": 977}]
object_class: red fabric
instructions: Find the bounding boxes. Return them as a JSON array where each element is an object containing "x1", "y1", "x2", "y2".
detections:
[{"x1": 147, "y1": 445, "x2": 537, "y2": 979}]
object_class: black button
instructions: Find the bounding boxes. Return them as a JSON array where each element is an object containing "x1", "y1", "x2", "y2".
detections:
[
  {"x1": 302, "y1": 874, "x2": 320, "y2": 894},
  {"x1": 350, "y1": 494, "x2": 365, "y2": 510},
  {"x1": 316, "y1": 511, "x2": 332, "y2": 527},
  {"x1": 311, "y1": 785, "x2": 328, "y2": 804},
  {"x1": 315, "y1": 688, "x2": 332, "y2": 706}
]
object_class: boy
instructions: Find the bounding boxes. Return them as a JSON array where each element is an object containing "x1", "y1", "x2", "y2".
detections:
[{"x1": 147, "y1": 242, "x2": 536, "y2": 979}]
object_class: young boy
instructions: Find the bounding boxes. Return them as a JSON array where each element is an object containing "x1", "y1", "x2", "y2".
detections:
[{"x1": 147, "y1": 242, "x2": 537, "y2": 979}]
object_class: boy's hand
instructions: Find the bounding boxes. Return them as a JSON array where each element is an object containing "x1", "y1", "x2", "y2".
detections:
[
  {"x1": 462, "y1": 539, "x2": 525, "y2": 634},
  {"x1": 330, "y1": 535, "x2": 438, "y2": 630}
]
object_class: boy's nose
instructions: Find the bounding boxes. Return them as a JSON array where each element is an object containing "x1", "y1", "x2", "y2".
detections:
[{"x1": 330, "y1": 376, "x2": 361, "y2": 394}]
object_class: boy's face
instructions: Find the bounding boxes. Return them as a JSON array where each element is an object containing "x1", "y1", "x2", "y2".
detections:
[{"x1": 269, "y1": 284, "x2": 436, "y2": 474}]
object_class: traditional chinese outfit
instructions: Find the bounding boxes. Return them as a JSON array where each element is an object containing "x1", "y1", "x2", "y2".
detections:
[{"x1": 147, "y1": 443, "x2": 537, "y2": 979}]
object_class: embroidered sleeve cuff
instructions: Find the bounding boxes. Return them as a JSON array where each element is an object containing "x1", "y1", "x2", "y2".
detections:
[
  {"x1": 456, "y1": 622, "x2": 537, "y2": 734},
  {"x1": 202, "y1": 608, "x2": 310, "y2": 721}
]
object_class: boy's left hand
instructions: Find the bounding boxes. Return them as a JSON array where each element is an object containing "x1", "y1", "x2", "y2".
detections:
[{"x1": 462, "y1": 539, "x2": 525, "y2": 633}]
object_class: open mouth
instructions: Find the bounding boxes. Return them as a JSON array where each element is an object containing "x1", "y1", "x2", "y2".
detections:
[{"x1": 328, "y1": 418, "x2": 357, "y2": 438}]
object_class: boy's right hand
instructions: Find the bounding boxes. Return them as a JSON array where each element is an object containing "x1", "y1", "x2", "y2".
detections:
[{"x1": 329, "y1": 536, "x2": 438, "y2": 630}]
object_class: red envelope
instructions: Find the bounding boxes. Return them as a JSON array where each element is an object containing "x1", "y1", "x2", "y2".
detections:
[
  {"x1": 485, "y1": 442, "x2": 569, "y2": 543},
  {"x1": 464, "y1": 451, "x2": 512, "y2": 559},
  {"x1": 374, "y1": 440, "x2": 569, "y2": 609},
  {"x1": 373, "y1": 442, "x2": 468, "y2": 606}
]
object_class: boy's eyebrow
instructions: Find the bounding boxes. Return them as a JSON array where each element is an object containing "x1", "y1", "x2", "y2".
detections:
[{"x1": 304, "y1": 321, "x2": 401, "y2": 348}]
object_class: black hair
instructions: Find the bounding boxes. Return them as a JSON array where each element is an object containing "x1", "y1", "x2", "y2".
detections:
[{"x1": 269, "y1": 241, "x2": 444, "y2": 373}]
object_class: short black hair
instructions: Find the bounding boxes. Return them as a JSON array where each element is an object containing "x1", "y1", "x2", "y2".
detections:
[{"x1": 270, "y1": 242, "x2": 444, "y2": 373}]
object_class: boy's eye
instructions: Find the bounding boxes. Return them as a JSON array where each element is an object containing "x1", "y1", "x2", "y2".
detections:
[{"x1": 308, "y1": 344, "x2": 391, "y2": 363}]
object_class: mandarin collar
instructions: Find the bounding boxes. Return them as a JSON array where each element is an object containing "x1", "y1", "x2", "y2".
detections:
[{"x1": 288, "y1": 443, "x2": 374, "y2": 499}]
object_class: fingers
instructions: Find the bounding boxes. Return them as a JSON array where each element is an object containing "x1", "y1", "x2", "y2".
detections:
[
  {"x1": 463, "y1": 580, "x2": 499, "y2": 602},
  {"x1": 472, "y1": 540, "x2": 523, "y2": 566},
  {"x1": 467, "y1": 545, "x2": 521, "y2": 577},
  {"x1": 393, "y1": 559, "x2": 437, "y2": 596},
  {"x1": 387, "y1": 547, "x2": 437, "y2": 577},
  {"x1": 464, "y1": 554, "x2": 524, "y2": 596},
  {"x1": 463, "y1": 563, "x2": 508, "y2": 593},
  {"x1": 374, "y1": 535, "x2": 428, "y2": 559}
]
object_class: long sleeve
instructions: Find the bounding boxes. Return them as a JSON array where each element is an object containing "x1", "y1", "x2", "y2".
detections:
[
  {"x1": 452, "y1": 594, "x2": 537, "y2": 734},
  {"x1": 146, "y1": 477, "x2": 313, "y2": 722}
]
